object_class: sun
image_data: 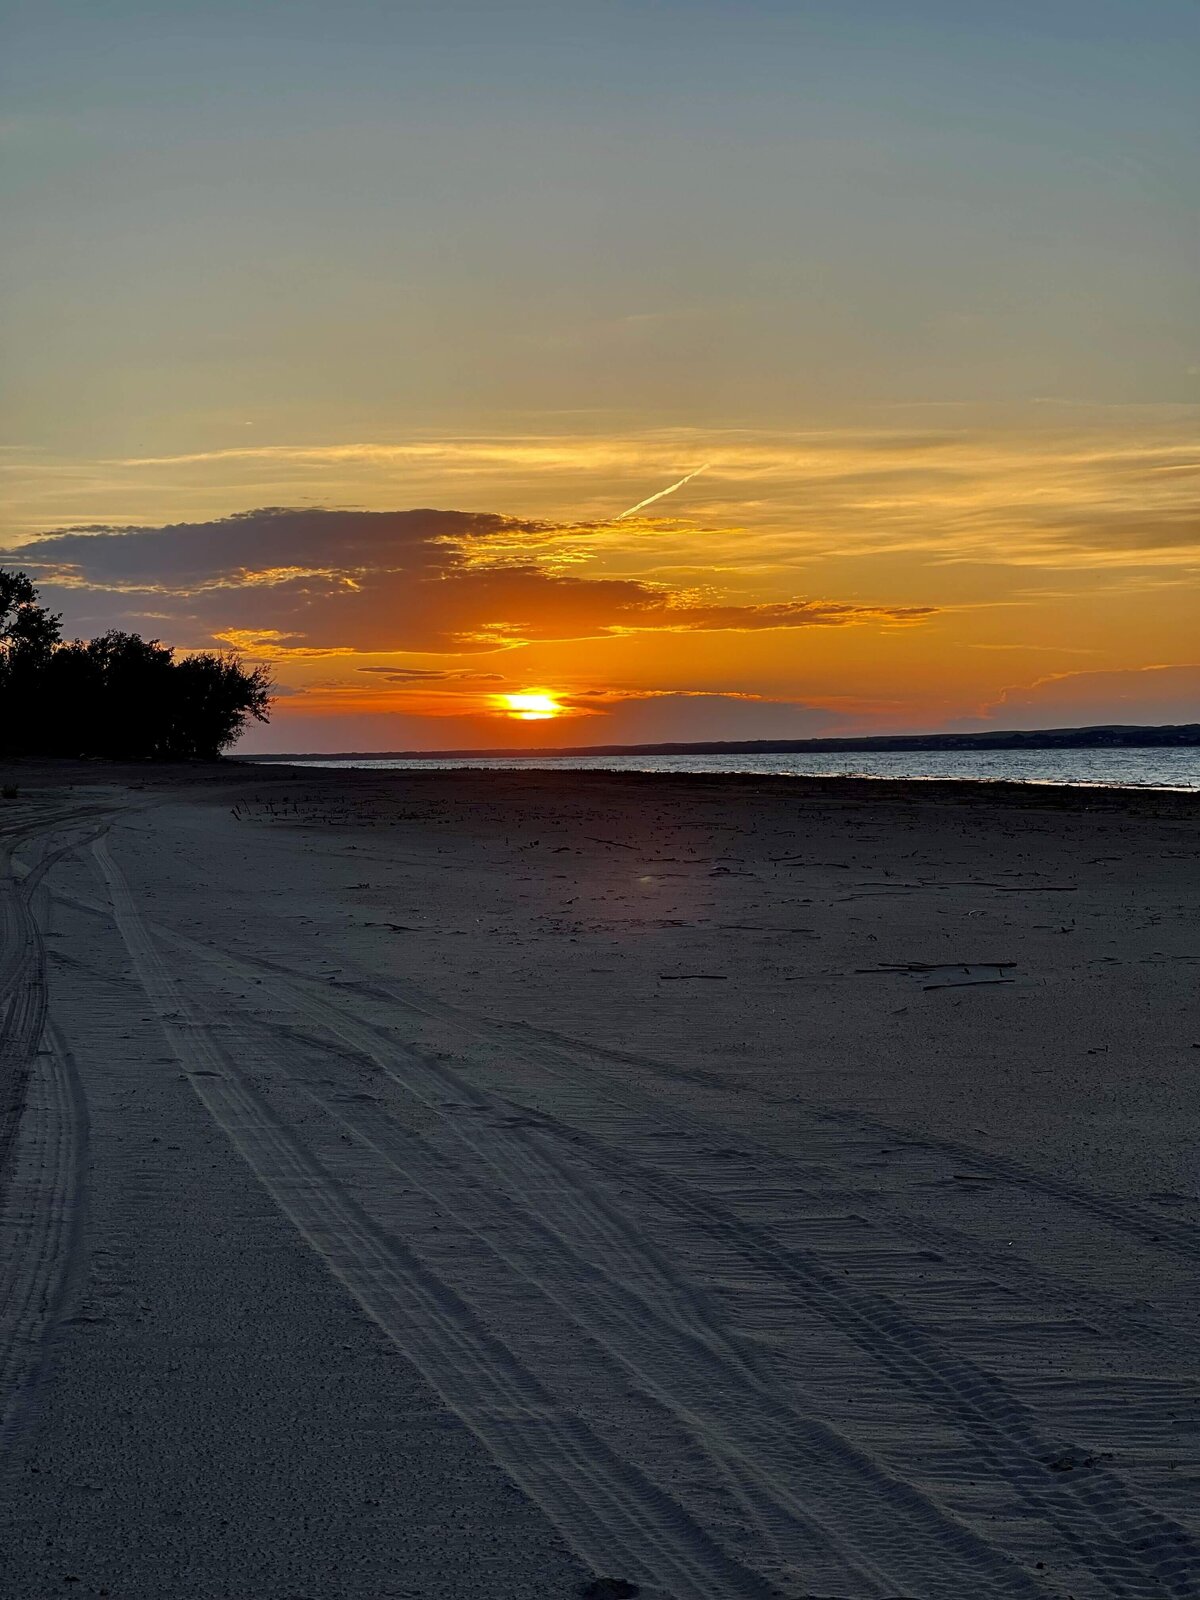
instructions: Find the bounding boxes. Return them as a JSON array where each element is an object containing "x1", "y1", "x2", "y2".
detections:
[{"x1": 500, "y1": 691, "x2": 564, "y2": 721}]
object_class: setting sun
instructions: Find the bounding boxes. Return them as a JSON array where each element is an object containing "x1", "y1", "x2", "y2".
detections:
[{"x1": 500, "y1": 691, "x2": 564, "y2": 721}]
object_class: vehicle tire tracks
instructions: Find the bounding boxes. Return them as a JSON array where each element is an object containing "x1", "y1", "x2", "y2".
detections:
[
  {"x1": 96, "y1": 875, "x2": 1199, "y2": 1596},
  {"x1": 225, "y1": 962, "x2": 1200, "y2": 1599},
  {"x1": 89, "y1": 833, "x2": 782, "y2": 1600},
  {"x1": 0, "y1": 1021, "x2": 89, "y2": 1465}
]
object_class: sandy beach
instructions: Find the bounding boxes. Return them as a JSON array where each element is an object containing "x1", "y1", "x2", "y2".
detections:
[{"x1": 1, "y1": 763, "x2": 1197, "y2": 1599}]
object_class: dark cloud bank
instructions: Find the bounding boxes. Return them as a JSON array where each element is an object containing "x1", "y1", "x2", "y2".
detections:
[{"x1": 5, "y1": 508, "x2": 933, "y2": 654}]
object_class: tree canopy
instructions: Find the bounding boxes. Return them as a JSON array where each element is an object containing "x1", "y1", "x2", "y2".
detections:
[{"x1": 0, "y1": 570, "x2": 273, "y2": 760}]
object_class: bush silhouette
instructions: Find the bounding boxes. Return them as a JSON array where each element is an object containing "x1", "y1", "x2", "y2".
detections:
[{"x1": 1, "y1": 570, "x2": 273, "y2": 759}]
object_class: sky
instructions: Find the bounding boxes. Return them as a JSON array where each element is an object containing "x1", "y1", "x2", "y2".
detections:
[{"x1": 1, "y1": 0, "x2": 1197, "y2": 751}]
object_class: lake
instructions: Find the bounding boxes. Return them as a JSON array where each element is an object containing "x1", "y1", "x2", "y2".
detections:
[{"x1": 256, "y1": 747, "x2": 1200, "y2": 791}]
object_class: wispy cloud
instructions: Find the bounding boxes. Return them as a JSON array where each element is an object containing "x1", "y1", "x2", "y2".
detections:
[
  {"x1": 5, "y1": 423, "x2": 1194, "y2": 573},
  {"x1": 356, "y1": 666, "x2": 508, "y2": 683}
]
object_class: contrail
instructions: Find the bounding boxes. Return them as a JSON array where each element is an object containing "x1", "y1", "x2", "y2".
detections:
[{"x1": 615, "y1": 462, "x2": 710, "y2": 520}]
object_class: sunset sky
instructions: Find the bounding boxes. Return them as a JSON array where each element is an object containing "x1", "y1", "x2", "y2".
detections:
[{"x1": 2, "y1": 0, "x2": 1197, "y2": 750}]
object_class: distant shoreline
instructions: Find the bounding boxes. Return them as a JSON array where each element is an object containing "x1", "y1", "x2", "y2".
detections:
[{"x1": 242, "y1": 721, "x2": 1200, "y2": 762}]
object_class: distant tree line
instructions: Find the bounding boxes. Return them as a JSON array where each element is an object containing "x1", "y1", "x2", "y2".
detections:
[{"x1": 0, "y1": 570, "x2": 273, "y2": 760}]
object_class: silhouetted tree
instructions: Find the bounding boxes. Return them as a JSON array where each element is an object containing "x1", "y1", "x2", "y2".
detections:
[
  {"x1": 1, "y1": 570, "x2": 60, "y2": 651},
  {"x1": 167, "y1": 650, "x2": 274, "y2": 759},
  {"x1": 1, "y1": 570, "x2": 63, "y2": 753},
  {"x1": 0, "y1": 570, "x2": 273, "y2": 759}
]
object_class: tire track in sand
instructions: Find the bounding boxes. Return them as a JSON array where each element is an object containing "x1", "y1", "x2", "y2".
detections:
[
  {"x1": 293, "y1": 1071, "x2": 1043, "y2": 1599},
  {"x1": 90, "y1": 833, "x2": 777, "y2": 1600},
  {"x1": 207, "y1": 951, "x2": 1200, "y2": 1600},
  {"x1": 118, "y1": 903, "x2": 1191, "y2": 1367},
  {"x1": 0, "y1": 810, "x2": 121, "y2": 1463},
  {"x1": 497, "y1": 1011, "x2": 1200, "y2": 1272},
  {"x1": 208, "y1": 936, "x2": 1200, "y2": 1276},
  {"x1": 1, "y1": 805, "x2": 118, "y2": 1178},
  {"x1": 52, "y1": 833, "x2": 1199, "y2": 1596},
  {"x1": 141, "y1": 917, "x2": 1198, "y2": 1599},
  {"x1": 0, "y1": 835, "x2": 52, "y2": 1187},
  {"x1": 0, "y1": 1022, "x2": 89, "y2": 1463}
]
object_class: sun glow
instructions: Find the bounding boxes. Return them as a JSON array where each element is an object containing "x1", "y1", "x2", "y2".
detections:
[{"x1": 500, "y1": 691, "x2": 564, "y2": 721}]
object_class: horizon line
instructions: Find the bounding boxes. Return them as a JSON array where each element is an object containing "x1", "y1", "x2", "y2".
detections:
[{"x1": 239, "y1": 720, "x2": 1200, "y2": 762}]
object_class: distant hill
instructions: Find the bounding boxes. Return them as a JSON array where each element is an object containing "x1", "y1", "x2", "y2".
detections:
[{"x1": 244, "y1": 722, "x2": 1200, "y2": 761}]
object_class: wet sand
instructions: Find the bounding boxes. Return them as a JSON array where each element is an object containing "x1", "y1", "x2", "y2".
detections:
[{"x1": 1, "y1": 762, "x2": 1198, "y2": 1598}]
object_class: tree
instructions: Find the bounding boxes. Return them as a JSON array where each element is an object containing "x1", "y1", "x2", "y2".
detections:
[
  {"x1": 1, "y1": 570, "x2": 63, "y2": 752},
  {"x1": 0, "y1": 569, "x2": 273, "y2": 759},
  {"x1": 1, "y1": 570, "x2": 62, "y2": 660},
  {"x1": 168, "y1": 651, "x2": 274, "y2": 759}
]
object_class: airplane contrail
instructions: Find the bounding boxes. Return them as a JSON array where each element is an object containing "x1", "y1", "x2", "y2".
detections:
[{"x1": 614, "y1": 462, "x2": 710, "y2": 520}]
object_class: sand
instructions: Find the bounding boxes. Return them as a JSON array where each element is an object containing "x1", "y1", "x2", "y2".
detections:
[{"x1": 1, "y1": 762, "x2": 1197, "y2": 1599}]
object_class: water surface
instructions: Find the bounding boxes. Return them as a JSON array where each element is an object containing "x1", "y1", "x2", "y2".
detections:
[{"x1": 259, "y1": 747, "x2": 1200, "y2": 791}]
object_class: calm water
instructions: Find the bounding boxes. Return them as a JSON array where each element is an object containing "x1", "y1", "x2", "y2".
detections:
[{"x1": 259, "y1": 748, "x2": 1200, "y2": 791}]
